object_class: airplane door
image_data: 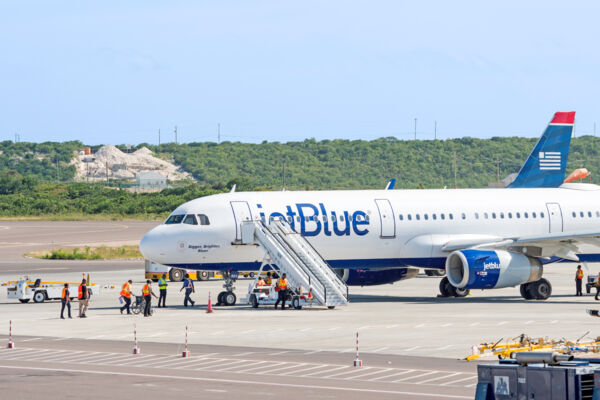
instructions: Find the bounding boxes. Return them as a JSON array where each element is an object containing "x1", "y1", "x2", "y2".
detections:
[
  {"x1": 230, "y1": 201, "x2": 252, "y2": 242},
  {"x1": 546, "y1": 203, "x2": 563, "y2": 233},
  {"x1": 374, "y1": 199, "x2": 396, "y2": 238}
]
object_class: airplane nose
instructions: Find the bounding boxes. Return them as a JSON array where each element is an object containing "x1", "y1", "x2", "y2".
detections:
[{"x1": 139, "y1": 228, "x2": 160, "y2": 262}]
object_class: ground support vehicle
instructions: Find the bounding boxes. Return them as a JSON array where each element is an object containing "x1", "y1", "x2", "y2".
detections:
[
  {"x1": 145, "y1": 260, "x2": 211, "y2": 282},
  {"x1": 244, "y1": 264, "x2": 316, "y2": 310},
  {"x1": 6, "y1": 278, "x2": 98, "y2": 303},
  {"x1": 586, "y1": 273, "x2": 599, "y2": 294}
]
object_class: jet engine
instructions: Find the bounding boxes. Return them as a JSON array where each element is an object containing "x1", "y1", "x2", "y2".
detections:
[
  {"x1": 445, "y1": 249, "x2": 542, "y2": 290},
  {"x1": 333, "y1": 268, "x2": 418, "y2": 286}
]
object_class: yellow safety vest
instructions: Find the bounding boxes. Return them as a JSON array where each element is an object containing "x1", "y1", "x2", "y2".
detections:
[
  {"x1": 577, "y1": 270, "x2": 584, "y2": 279},
  {"x1": 278, "y1": 279, "x2": 288, "y2": 289},
  {"x1": 142, "y1": 284, "x2": 150, "y2": 295},
  {"x1": 158, "y1": 278, "x2": 167, "y2": 290}
]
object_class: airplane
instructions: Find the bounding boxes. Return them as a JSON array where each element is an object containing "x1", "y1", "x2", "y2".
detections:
[{"x1": 140, "y1": 111, "x2": 590, "y2": 305}]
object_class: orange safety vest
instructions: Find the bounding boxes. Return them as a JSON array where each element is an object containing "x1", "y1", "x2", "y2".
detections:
[
  {"x1": 307, "y1": 292, "x2": 313, "y2": 300},
  {"x1": 265, "y1": 278, "x2": 272, "y2": 285},
  {"x1": 278, "y1": 279, "x2": 288, "y2": 289},
  {"x1": 78, "y1": 285, "x2": 84, "y2": 299},
  {"x1": 62, "y1": 288, "x2": 68, "y2": 299},
  {"x1": 142, "y1": 284, "x2": 150, "y2": 296},
  {"x1": 120, "y1": 282, "x2": 131, "y2": 298},
  {"x1": 577, "y1": 270, "x2": 584, "y2": 279}
]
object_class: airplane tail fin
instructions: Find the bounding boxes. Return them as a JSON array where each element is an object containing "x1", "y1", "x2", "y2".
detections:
[{"x1": 507, "y1": 111, "x2": 575, "y2": 188}]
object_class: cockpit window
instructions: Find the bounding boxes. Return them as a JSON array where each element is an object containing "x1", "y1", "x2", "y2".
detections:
[
  {"x1": 183, "y1": 214, "x2": 198, "y2": 225},
  {"x1": 198, "y1": 214, "x2": 210, "y2": 225},
  {"x1": 165, "y1": 214, "x2": 185, "y2": 224}
]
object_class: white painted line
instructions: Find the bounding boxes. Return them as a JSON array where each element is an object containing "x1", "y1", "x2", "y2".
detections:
[
  {"x1": 0, "y1": 348, "x2": 32, "y2": 357},
  {"x1": 86, "y1": 335, "x2": 106, "y2": 340},
  {"x1": 393, "y1": 370, "x2": 438, "y2": 383},
  {"x1": 415, "y1": 323, "x2": 426, "y2": 328},
  {"x1": 386, "y1": 324, "x2": 399, "y2": 328},
  {"x1": 97, "y1": 354, "x2": 147, "y2": 365},
  {"x1": 175, "y1": 358, "x2": 228, "y2": 370},
  {"x1": 524, "y1": 320, "x2": 535, "y2": 325},
  {"x1": 496, "y1": 321, "x2": 508, "y2": 326},
  {"x1": 193, "y1": 359, "x2": 248, "y2": 371},
  {"x1": 367, "y1": 369, "x2": 415, "y2": 382},
  {"x1": 21, "y1": 338, "x2": 42, "y2": 342},
  {"x1": 441, "y1": 323, "x2": 453, "y2": 327},
  {"x1": 143, "y1": 356, "x2": 202, "y2": 368},
  {"x1": 371, "y1": 347, "x2": 389, "y2": 353},
  {"x1": 303, "y1": 350, "x2": 322, "y2": 355},
  {"x1": 464, "y1": 383, "x2": 477, "y2": 388},
  {"x1": 236, "y1": 362, "x2": 287, "y2": 374},
  {"x1": 113, "y1": 355, "x2": 158, "y2": 366},
  {"x1": 319, "y1": 367, "x2": 357, "y2": 379},
  {"x1": 551, "y1": 320, "x2": 558, "y2": 324},
  {"x1": 76, "y1": 353, "x2": 126, "y2": 363},
  {"x1": 281, "y1": 364, "x2": 329, "y2": 376},
  {"x1": 241, "y1": 329, "x2": 256, "y2": 334},
  {"x1": 404, "y1": 346, "x2": 420, "y2": 352},
  {"x1": 214, "y1": 360, "x2": 261, "y2": 372},
  {"x1": 328, "y1": 327, "x2": 340, "y2": 331},
  {"x1": 440, "y1": 375, "x2": 477, "y2": 386},
  {"x1": 21, "y1": 349, "x2": 69, "y2": 362},
  {"x1": 300, "y1": 328, "x2": 311, "y2": 332},
  {"x1": 436, "y1": 345, "x2": 453, "y2": 351},
  {"x1": 416, "y1": 372, "x2": 461, "y2": 384},
  {"x1": 303, "y1": 365, "x2": 349, "y2": 377},
  {"x1": 0, "y1": 365, "x2": 472, "y2": 399},
  {"x1": 268, "y1": 351, "x2": 290, "y2": 356},
  {"x1": 358, "y1": 325, "x2": 372, "y2": 330},
  {"x1": 221, "y1": 360, "x2": 269, "y2": 372},
  {"x1": 344, "y1": 368, "x2": 393, "y2": 380},
  {"x1": 231, "y1": 352, "x2": 255, "y2": 357},
  {"x1": 468, "y1": 322, "x2": 479, "y2": 327},
  {"x1": 56, "y1": 351, "x2": 102, "y2": 363},
  {"x1": 210, "y1": 330, "x2": 225, "y2": 336}
]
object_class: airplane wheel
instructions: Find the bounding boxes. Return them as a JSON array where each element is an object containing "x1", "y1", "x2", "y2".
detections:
[
  {"x1": 19, "y1": 299, "x2": 30, "y2": 303},
  {"x1": 327, "y1": 306, "x2": 335, "y2": 310},
  {"x1": 33, "y1": 291, "x2": 46, "y2": 303},
  {"x1": 453, "y1": 286, "x2": 470, "y2": 298},
  {"x1": 224, "y1": 292, "x2": 237, "y2": 306},
  {"x1": 520, "y1": 283, "x2": 533, "y2": 300},
  {"x1": 529, "y1": 278, "x2": 552, "y2": 300},
  {"x1": 439, "y1": 277, "x2": 452, "y2": 297},
  {"x1": 292, "y1": 297, "x2": 302, "y2": 310},
  {"x1": 169, "y1": 268, "x2": 184, "y2": 282},
  {"x1": 250, "y1": 294, "x2": 259, "y2": 308},
  {"x1": 198, "y1": 271, "x2": 210, "y2": 281},
  {"x1": 217, "y1": 291, "x2": 226, "y2": 305},
  {"x1": 249, "y1": 272, "x2": 255, "y2": 278}
]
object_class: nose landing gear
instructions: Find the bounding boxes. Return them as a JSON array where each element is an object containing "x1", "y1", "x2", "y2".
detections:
[{"x1": 216, "y1": 271, "x2": 238, "y2": 306}]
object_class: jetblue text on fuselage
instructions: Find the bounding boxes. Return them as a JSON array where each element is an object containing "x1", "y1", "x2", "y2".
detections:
[{"x1": 257, "y1": 203, "x2": 369, "y2": 237}]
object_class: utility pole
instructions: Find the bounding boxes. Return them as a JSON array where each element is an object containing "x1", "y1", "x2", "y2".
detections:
[
  {"x1": 434, "y1": 121, "x2": 437, "y2": 140},
  {"x1": 453, "y1": 151, "x2": 457, "y2": 189},
  {"x1": 174, "y1": 125, "x2": 178, "y2": 144},
  {"x1": 158, "y1": 129, "x2": 161, "y2": 145},
  {"x1": 217, "y1": 123, "x2": 221, "y2": 144},
  {"x1": 414, "y1": 118, "x2": 417, "y2": 140}
]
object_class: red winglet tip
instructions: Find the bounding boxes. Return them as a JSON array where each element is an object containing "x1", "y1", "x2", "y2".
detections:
[{"x1": 551, "y1": 111, "x2": 575, "y2": 124}]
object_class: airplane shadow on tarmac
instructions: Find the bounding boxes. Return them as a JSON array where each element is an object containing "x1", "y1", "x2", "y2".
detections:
[{"x1": 348, "y1": 293, "x2": 600, "y2": 306}]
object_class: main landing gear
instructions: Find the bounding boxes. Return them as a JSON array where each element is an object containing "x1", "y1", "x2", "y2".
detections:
[
  {"x1": 520, "y1": 278, "x2": 552, "y2": 300},
  {"x1": 439, "y1": 276, "x2": 470, "y2": 298},
  {"x1": 216, "y1": 271, "x2": 237, "y2": 306}
]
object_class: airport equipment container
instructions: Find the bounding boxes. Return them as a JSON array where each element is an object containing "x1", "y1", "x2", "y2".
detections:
[{"x1": 475, "y1": 352, "x2": 600, "y2": 399}]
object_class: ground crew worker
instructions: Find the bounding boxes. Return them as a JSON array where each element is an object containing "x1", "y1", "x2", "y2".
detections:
[
  {"x1": 60, "y1": 283, "x2": 72, "y2": 319},
  {"x1": 120, "y1": 280, "x2": 134, "y2": 314},
  {"x1": 576, "y1": 265, "x2": 584, "y2": 296},
  {"x1": 142, "y1": 280, "x2": 158, "y2": 317},
  {"x1": 180, "y1": 273, "x2": 195, "y2": 307},
  {"x1": 307, "y1": 288, "x2": 314, "y2": 307},
  {"x1": 595, "y1": 275, "x2": 600, "y2": 301},
  {"x1": 274, "y1": 273, "x2": 289, "y2": 309},
  {"x1": 265, "y1": 272, "x2": 272, "y2": 286},
  {"x1": 158, "y1": 273, "x2": 168, "y2": 308},
  {"x1": 78, "y1": 278, "x2": 89, "y2": 318}
]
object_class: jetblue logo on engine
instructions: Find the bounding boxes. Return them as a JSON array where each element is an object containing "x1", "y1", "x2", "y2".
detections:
[
  {"x1": 483, "y1": 262, "x2": 500, "y2": 270},
  {"x1": 539, "y1": 151, "x2": 561, "y2": 171},
  {"x1": 257, "y1": 203, "x2": 369, "y2": 237}
]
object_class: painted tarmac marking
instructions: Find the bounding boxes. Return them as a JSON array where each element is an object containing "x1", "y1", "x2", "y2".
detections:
[
  {"x1": 468, "y1": 322, "x2": 479, "y2": 327},
  {"x1": 147, "y1": 356, "x2": 211, "y2": 369},
  {"x1": 281, "y1": 364, "x2": 329, "y2": 376},
  {"x1": 21, "y1": 337, "x2": 42, "y2": 342},
  {"x1": 441, "y1": 323, "x2": 453, "y2": 327},
  {"x1": 269, "y1": 350, "x2": 290, "y2": 356},
  {"x1": 232, "y1": 352, "x2": 255, "y2": 357},
  {"x1": 303, "y1": 350, "x2": 322, "y2": 355},
  {"x1": 404, "y1": 346, "x2": 420, "y2": 352},
  {"x1": 215, "y1": 360, "x2": 265, "y2": 372},
  {"x1": 303, "y1": 365, "x2": 348, "y2": 377},
  {"x1": 236, "y1": 361, "x2": 287, "y2": 374},
  {"x1": 440, "y1": 375, "x2": 477, "y2": 386},
  {"x1": 344, "y1": 368, "x2": 393, "y2": 380},
  {"x1": 416, "y1": 372, "x2": 461, "y2": 385},
  {"x1": 371, "y1": 347, "x2": 390, "y2": 353},
  {"x1": 0, "y1": 365, "x2": 472, "y2": 399},
  {"x1": 496, "y1": 321, "x2": 508, "y2": 326},
  {"x1": 367, "y1": 369, "x2": 415, "y2": 382},
  {"x1": 393, "y1": 371, "x2": 437, "y2": 383},
  {"x1": 436, "y1": 345, "x2": 453, "y2": 351},
  {"x1": 194, "y1": 359, "x2": 249, "y2": 371},
  {"x1": 524, "y1": 320, "x2": 535, "y2": 325},
  {"x1": 415, "y1": 323, "x2": 426, "y2": 328},
  {"x1": 256, "y1": 363, "x2": 307, "y2": 375}
]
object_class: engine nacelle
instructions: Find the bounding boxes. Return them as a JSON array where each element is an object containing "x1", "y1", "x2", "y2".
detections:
[
  {"x1": 333, "y1": 268, "x2": 418, "y2": 286},
  {"x1": 446, "y1": 249, "x2": 542, "y2": 290}
]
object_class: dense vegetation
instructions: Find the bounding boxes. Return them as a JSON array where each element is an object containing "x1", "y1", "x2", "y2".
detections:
[{"x1": 1, "y1": 136, "x2": 599, "y2": 218}]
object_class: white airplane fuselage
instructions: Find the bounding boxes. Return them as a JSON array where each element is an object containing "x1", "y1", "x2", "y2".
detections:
[{"x1": 139, "y1": 183, "x2": 600, "y2": 275}]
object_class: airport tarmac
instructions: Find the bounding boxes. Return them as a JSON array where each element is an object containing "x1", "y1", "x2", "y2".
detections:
[{"x1": 2, "y1": 221, "x2": 600, "y2": 399}]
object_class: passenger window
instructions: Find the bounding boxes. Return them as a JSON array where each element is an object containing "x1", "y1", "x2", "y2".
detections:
[
  {"x1": 399, "y1": 214, "x2": 404, "y2": 221},
  {"x1": 492, "y1": 213, "x2": 496, "y2": 219},
  {"x1": 597, "y1": 211, "x2": 600, "y2": 218},
  {"x1": 416, "y1": 214, "x2": 421, "y2": 220},
  {"x1": 432, "y1": 214, "x2": 437, "y2": 220},
  {"x1": 461, "y1": 213, "x2": 466, "y2": 220},
  {"x1": 424, "y1": 214, "x2": 429, "y2": 220},
  {"x1": 540, "y1": 212, "x2": 545, "y2": 218},
  {"x1": 589, "y1": 211, "x2": 593, "y2": 218},
  {"x1": 516, "y1": 212, "x2": 520, "y2": 218},
  {"x1": 407, "y1": 214, "x2": 412, "y2": 220},
  {"x1": 165, "y1": 214, "x2": 185, "y2": 224},
  {"x1": 474, "y1": 213, "x2": 479, "y2": 219},
  {"x1": 500, "y1": 212, "x2": 504, "y2": 219},
  {"x1": 198, "y1": 214, "x2": 210, "y2": 225},
  {"x1": 340, "y1": 215, "x2": 344, "y2": 222},
  {"x1": 183, "y1": 214, "x2": 198, "y2": 225},
  {"x1": 449, "y1": 213, "x2": 454, "y2": 220},
  {"x1": 484, "y1": 212, "x2": 489, "y2": 219},
  {"x1": 524, "y1": 212, "x2": 528, "y2": 218},
  {"x1": 532, "y1": 212, "x2": 537, "y2": 218},
  {"x1": 580, "y1": 211, "x2": 584, "y2": 217},
  {"x1": 289, "y1": 216, "x2": 293, "y2": 223},
  {"x1": 508, "y1": 212, "x2": 512, "y2": 219},
  {"x1": 572, "y1": 212, "x2": 576, "y2": 218},
  {"x1": 441, "y1": 214, "x2": 445, "y2": 220},
  {"x1": 365, "y1": 215, "x2": 370, "y2": 222}
]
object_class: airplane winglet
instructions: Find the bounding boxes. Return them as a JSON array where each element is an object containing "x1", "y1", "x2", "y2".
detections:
[{"x1": 550, "y1": 111, "x2": 575, "y2": 125}]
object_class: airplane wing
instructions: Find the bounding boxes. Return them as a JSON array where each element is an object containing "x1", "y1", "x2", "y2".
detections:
[{"x1": 441, "y1": 230, "x2": 600, "y2": 262}]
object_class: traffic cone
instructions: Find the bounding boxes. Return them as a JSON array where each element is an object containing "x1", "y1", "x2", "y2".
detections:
[
  {"x1": 206, "y1": 292, "x2": 214, "y2": 314},
  {"x1": 132, "y1": 324, "x2": 140, "y2": 354},
  {"x1": 182, "y1": 325, "x2": 190, "y2": 357}
]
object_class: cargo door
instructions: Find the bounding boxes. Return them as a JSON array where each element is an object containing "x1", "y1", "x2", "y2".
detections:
[
  {"x1": 230, "y1": 201, "x2": 252, "y2": 242},
  {"x1": 374, "y1": 199, "x2": 396, "y2": 238}
]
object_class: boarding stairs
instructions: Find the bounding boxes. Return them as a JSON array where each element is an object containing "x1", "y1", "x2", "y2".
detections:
[{"x1": 241, "y1": 219, "x2": 349, "y2": 308}]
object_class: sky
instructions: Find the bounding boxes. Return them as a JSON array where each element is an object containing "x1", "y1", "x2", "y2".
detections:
[{"x1": 1, "y1": 1, "x2": 599, "y2": 145}]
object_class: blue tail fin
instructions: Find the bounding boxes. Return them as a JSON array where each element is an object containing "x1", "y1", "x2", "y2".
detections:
[{"x1": 507, "y1": 111, "x2": 575, "y2": 188}]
